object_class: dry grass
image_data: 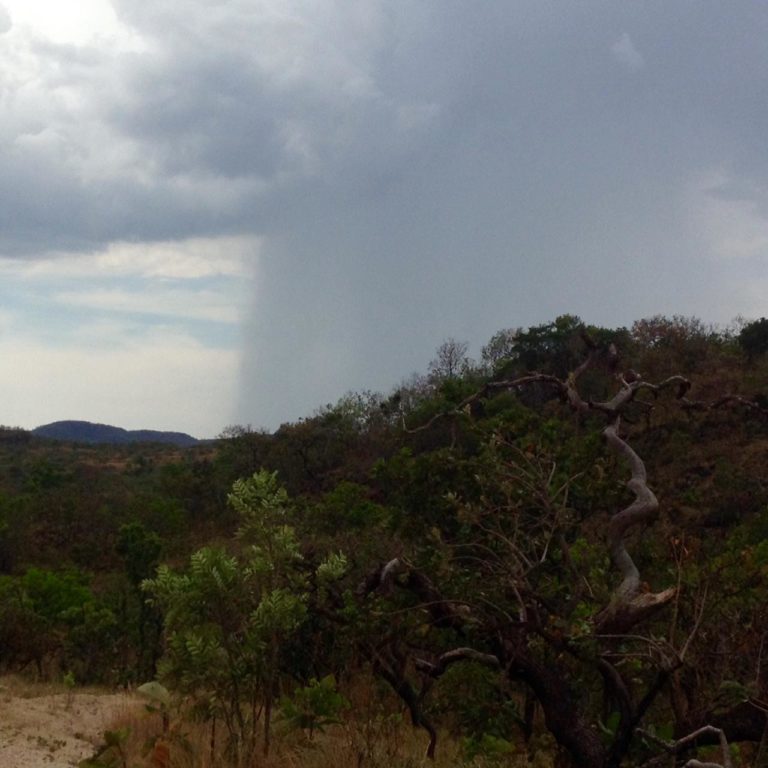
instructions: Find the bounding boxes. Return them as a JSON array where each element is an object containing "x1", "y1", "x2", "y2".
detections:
[
  {"x1": 85, "y1": 675, "x2": 556, "y2": 768},
  {"x1": 104, "y1": 694, "x2": 552, "y2": 768},
  {"x1": 0, "y1": 672, "x2": 94, "y2": 699},
  {"x1": 0, "y1": 674, "x2": 552, "y2": 768},
  {"x1": 108, "y1": 712, "x2": 467, "y2": 768}
]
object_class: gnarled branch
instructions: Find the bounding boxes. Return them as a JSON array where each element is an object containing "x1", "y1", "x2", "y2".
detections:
[
  {"x1": 638, "y1": 724, "x2": 733, "y2": 768},
  {"x1": 596, "y1": 419, "x2": 675, "y2": 633}
]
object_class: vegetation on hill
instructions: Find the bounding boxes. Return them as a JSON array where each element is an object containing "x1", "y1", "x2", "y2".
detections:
[
  {"x1": 2, "y1": 313, "x2": 768, "y2": 768},
  {"x1": 32, "y1": 420, "x2": 200, "y2": 446}
]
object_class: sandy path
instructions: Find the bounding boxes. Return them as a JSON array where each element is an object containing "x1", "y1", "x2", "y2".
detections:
[{"x1": 0, "y1": 684, "x2": 141, "y2": 768}]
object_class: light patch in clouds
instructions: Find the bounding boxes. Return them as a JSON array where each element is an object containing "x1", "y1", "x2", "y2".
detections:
[
  {"x1": 611, "y1": 32, "x2": 644, "y2": 72},
  {"x1": 55, "y1": 287, "x2": 242, "y2": 324},
  {"x1": 1, "y1": 236, "x2": 258, "y2": 280},
  {"x1": 2, "y1": 0, "x2": 132, "y2": 45},
  {"x1": 0, "y1": 234, "x2": 250, "y2": 435},
  {"x1": 0, "y1": 328, "x2": 237, "y2": 436}
]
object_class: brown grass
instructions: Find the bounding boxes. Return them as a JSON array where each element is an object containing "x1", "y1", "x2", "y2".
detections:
[
  {"x1": 0, "y1": 672, "x2": 104, "y2": 699},
  {"x1": 104, "y1": 695, "x2": 554, "y2": 768}
]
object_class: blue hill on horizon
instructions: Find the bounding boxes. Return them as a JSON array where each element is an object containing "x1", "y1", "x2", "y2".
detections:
[{"x1": 32, "y1": 420, "x2": 200, "y2": 447}]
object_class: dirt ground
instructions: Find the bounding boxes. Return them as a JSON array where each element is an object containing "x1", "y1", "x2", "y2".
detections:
[{"x1": 0, "y1": 678, "x2": 141, "y2": 768}]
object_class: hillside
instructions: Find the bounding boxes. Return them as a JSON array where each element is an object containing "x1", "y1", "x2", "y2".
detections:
[{"x1": 32, "y1": 420, "x2": 200, "y2": 446}]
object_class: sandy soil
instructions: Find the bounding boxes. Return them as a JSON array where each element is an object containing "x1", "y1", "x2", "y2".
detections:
[{"x1": 0, "y1": 681, "x2": 141, "y2": 768}]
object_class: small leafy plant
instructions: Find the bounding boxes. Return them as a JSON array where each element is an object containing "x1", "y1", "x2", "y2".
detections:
[
  {"x1": 280, "y1": 674, "x2": 350, "y2": 739},
  {"x1": 78, "y1": 728, "x2": 130, "y2": 768}
]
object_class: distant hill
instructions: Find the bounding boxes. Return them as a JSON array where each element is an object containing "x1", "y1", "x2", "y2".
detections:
[{"x1": 32, "y1": 420, "x2": 200, "y2": 447}]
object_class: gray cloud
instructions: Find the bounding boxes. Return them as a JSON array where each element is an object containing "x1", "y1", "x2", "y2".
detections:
[{"x1": 2, "y1": 1, "x2": 768, "y2": 427}]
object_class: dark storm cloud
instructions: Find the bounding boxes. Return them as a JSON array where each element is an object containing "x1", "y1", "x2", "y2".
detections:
[
  {"x1": 237, "y1": 2, "x2": 768, "y2": 426},
  {"x1": 3, "y1": 1, "x2": 768, "y2": 425}
]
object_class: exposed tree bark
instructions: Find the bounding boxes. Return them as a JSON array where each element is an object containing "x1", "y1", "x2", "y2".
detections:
[
  {"x1": 414, "y1": 647, "x2": 500, "y2": 677},
  {"x1": 639, "y1": 724, "x2": 733, "y2": 768},
  {"x1": 595, "y1": 419, "x2": 676, "y2": 634}
]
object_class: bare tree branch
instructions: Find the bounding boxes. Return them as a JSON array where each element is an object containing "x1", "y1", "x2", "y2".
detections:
[
  {"x1": 414, "y1": 647, "x2": 501, "y2": 677},
  {"x1": 590, "y1": 375, "x2": 691, "y2": 416},
  {"x1": 681, "y1": 393, "x2": 768, "y2": 417},
  {"x1": 638, "y1": 724, "x2": 733, "y2": 768},
  {"x1": 596, "y1": 419, "x2": 675, "y2": 633}
]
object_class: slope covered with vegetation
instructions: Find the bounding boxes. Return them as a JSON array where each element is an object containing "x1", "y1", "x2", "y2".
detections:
[
  {"x1": 32, "y1": 421, "x2": 201, "y2": 446},
  {"x1": 1, "y1": 314, "x2": 767, "y2": 768}
]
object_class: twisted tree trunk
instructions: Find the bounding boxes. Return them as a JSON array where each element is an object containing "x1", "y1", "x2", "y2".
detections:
[{"x1": 596, "y1": 419, "x2": 675, "y2": 634}]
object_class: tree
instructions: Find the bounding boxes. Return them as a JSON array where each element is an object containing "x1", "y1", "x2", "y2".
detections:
[
  {"x1": 512, "y1": 314, "x2": 586, "y2": 375},
  {"x1": 116, "y1": 522, "x2": 163, "y2": 681},
  {"x1": 480, "y1": 327, "x2": 518, "y2": 373},
  {"x1": 143, "y1": 470, "x2": 346, "y2": 766},
  {"x1": 738, "y1": 317, "x2": 768, "y2": 361},
  {"x1": 428, "y1": 338, "x2": 472, "y2": 383},
  {"x1": 0, "y1": 567, "x2": 118, "y2": 681},
  {"x1": 630, "y1": 315, "x2": 718, "y2": 374},
  {"x1": 357, "y1": 341, "x2": 766, "y2": 767}
]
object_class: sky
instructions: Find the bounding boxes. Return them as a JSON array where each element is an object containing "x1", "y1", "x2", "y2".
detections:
[{"x1": 1, "y1": 1, "x2": 768, "y2": 437}]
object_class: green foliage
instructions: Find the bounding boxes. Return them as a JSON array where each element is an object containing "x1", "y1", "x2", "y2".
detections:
[
  {"x1": 0, "y1": 566, "x2": 119, "y2": 680},
  {"x1": 481, "y1": 327, "x2": 518, "y2": 373},
  {"x1": 145, "y1": 541, "x2": 271, "y2": 760},
  {"x1": 21, "y1": 567, "x2": 91, "y2": 622},
  {"x1": 78, "y1": 728, "x2": 130, "y2": 768},
  {"x1": 462, "y1": 733, "x2": 517, "y2": 763},
  {"x1": 117, "y1": 522, "x2": 162, "y2": 587},
  {"x1": 432, "y1": 662, "x2": 524, "y2": 746},
  {"x1": 315, "y1": 481, "x2": 388, "y2": 531},
  {"x1": 144, "y1": 470, "x2": 346, "y2": 763},
  {"x1": 279, "y1": 674, "x2": 350, "y2": 738},
  {"x1": 512, "y1": 314, "x2": 587, "y2": 375},
  {"x1": 738, "y1": 316, "x2": 768, "y2": 360},
  {"x1": 316, "y1": 551, "x2": 348, "y2": 583}
]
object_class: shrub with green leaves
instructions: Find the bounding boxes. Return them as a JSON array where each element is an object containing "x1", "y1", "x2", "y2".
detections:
[
  {"x1": 279, "y1": 674, "x2": 350, "y2": 739},
  {"x1": 143, "y1": 470, "x2": 346, "y2": 766}
]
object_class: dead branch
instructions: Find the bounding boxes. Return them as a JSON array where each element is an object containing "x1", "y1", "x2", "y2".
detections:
[
  {"x1": 591, "y1": 375, "x2": 691, "y2": 416},
  {"x1": 680, "y1": 393, "x2": 768, "y2": 417},
  {"x1": 356, "y1": 557, "x2": 406, "y2": 597},
  {"x1": 357, "y1": 558, "x2": 472, "y2": 631},
  {"x1": 638, "y1": 724, "x2": 732, "y2": 768},
  {"x1": 603, "y1": 418, "x2": 657, "y2": 599},
  {"x1": 596, "y1": 419, "x2": 675, "y2": 633},
  {"x1": 414, "y1": 647, "x2": 501, "y2": 677}
]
